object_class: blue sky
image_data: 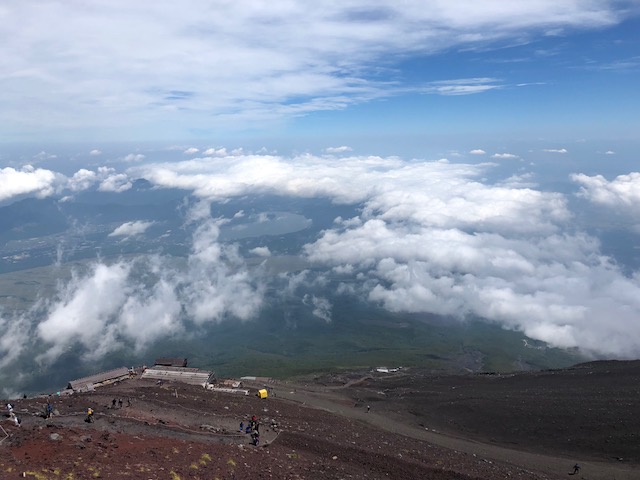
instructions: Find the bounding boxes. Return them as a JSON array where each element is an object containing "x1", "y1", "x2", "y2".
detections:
[{"x1": 1, "y1": 1, "x2": 638, "y2": 154}]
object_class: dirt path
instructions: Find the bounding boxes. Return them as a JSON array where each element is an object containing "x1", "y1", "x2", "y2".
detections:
[{"x1": 271, "y1": 383, "x2": 637, "y2": 480}]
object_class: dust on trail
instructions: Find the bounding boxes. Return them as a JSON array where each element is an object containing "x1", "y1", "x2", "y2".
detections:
[{"x1": 271, "y1": 381, "x2": 637, "y2": 480}]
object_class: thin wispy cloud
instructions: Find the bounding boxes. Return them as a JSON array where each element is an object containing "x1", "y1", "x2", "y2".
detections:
[
  {"x1": 0, "y1": 1, "x2": 633, "y2": 140},
  {"x1": 543, "y1": 148, "x2": 568, "y2": 153},
  {"x1": 491, "y1": 153, "x2": 519, "y2": 159},
  {"x1": 325, "y1": 146, "x2": 353, "y2": 154},
  {"x1": 421, "y1": 78, "x2": 502, "y2": 96}
]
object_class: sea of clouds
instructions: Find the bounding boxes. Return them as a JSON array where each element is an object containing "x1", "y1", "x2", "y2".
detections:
[{"x1": 2, "y1": 152, "x2": 640, "y2": 383}]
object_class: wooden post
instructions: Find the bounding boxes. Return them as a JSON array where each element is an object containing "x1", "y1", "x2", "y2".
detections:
[{"x1": 0, "y1": 425, "x2": 9, "y2": 445}]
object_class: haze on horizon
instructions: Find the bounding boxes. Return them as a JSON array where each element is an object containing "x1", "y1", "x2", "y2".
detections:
[{"x1": 2, "y1": 1, "x2": 640, "y2": 395}]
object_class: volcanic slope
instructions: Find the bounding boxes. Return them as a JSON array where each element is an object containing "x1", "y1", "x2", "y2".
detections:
[{"x1": 0, "y1": 360, "x2": 638, "y2": 480}]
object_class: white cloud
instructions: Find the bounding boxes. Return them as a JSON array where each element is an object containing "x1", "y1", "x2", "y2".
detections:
[
  {"x1": 0, "y1": 2, "x2": 630, "y2": 138},
  {"x1": 32, "y1": 203, "x2": 265, "y2": 364},
  {"x1": 203, "y1": 147, "x2": 228, "y2": 157},
  {"x1": 122, "y1": 153, "x2": 146, "y2": 162},
  {"x1": 97, "y1": 167, "x2": 132, "y2": 192},
  {"x1": 543, "y1": 148, "x2": 568, "y2": 153},
  {"x1": 249, "y1": 246, "x2": 272, "y2": 257},
  {"x1": 491, "y1": 152, "x2": 519, "y2": 159},
  {"x1": 184, "y1": 147, "x2": 200, "y2": 155},
  {"x1": 36, "y1": 262, "x2": 133, "y2": 363},
  {"x1": 303, "y1": 294, "x2": 333, "y2": 323},
  {"x1": 325, "y1": 146, "x2": 353, "y2": 154},
  {"x1": 68, "y1": 168, "x2": 97, "y2": 192},
  {"x1": 469, "y1": 149, "x2": 486, "y2": 155},
  {"x1": 0, "y1": 313, "x2": 31, "y2": 370},
  {"x1": 605, "y1": 150, "x2": 616, "y2": 155},
  {"x1": 572, "y1": 172, "x2": 640, "y2": 208},
  {"x1": 6, "y1": 151, "x2": 640, "y2": 373},
  {"x1": 108, "y1": 220, "x2": 155, "y2": 238},
  {"x1": 0, "y1": 165, "x2": 62, "y2": 202},
  {"x1": 33, "y1": 151, "x2": 57, "y2": 160},
  {"x1": 90, "y1": 149, "x2": 102, "y2": 156},
  {"x1": 422, "y1": 78, "x2": 502, "y2": 96},
  {"x1": 129, "y1": 152, "x2": 640, "y2": 357}
]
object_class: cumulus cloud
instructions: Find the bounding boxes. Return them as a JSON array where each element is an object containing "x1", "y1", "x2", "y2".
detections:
[
  {"x1": 5, "y1": 151, "x2": 640, "y2": 374},
  {"x1": 572, "y1": 172, "x2": 640, "y2": 208},
  {"x1": 469, "y1": 149, "x2": 486, "y2": 155},
  {"x1": 122, "y1": 153, "x2": 146, "y2": 162},
  {"x1": 97, "y1": 167, "x2": 132, "y2": 192},
  {"x1": 184, "y1": 147, "x2": 199, "y2": 155},
  {"x1": 90, "y1": 149, "x2": 102, "y2": 156},
  {"x1": 130, "y1": 152, "x2": 640, "y2": 357},
  {"x1": 543, "y1": 148, "x2": 568, "y2": 153},
  {"x1": 36, "y1": 262, "x2": 133, "y2": 363},
  {"x1": 605, "y1": 150, "x2": 616, "y2": 155},
  {"x1": 30, "y1": 203, "x2": 265, "y2": 365},
  {"x1": 249, "y1": 246, "x2": 272, "y2": 257},
  {"x1": 491, "y1": 152, "x2": 519, "y2": 159},
  {"x1": 68, "y1": 168, "x2": 98, "y2": 192},
  {"x1": 0, "y1": 164, "x2": 139, "y2": 203},
  {"x1": 203, "y1": 147, "x2": 228, "y2": 157},
  {"x1": 108, "y1": 220, "x2": 155, "y2": 238},
  {"x1": 0, "y1": 165, "x2": 62, "y2": 202}
]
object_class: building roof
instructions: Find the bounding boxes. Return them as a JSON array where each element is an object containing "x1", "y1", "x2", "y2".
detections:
[
  {"x1": 141, "y1": 366, "x2": 214, "y2": 386},
  {"x1": 68, "y1": 367, "x2": 130, "y2": 391},
  {"x1": 154, "y1": 357, "x2": 188, "y2": 367}
]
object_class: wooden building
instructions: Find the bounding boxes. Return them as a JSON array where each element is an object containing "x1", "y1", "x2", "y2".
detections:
[
  {"x1": 154, "y1": 357, "x2": 188, "y2": 368},
  {"x1": 141, "y1": 365, "x2": 214, "y2": 387},
  {"x1": 67, "y1": 367, "x2": 130, "y2": 392}
]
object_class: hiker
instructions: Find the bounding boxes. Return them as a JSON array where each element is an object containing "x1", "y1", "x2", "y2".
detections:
[
  {"x1": 112, "y1": 398, "x2": 117, "y2": 408},
  {"x1": 12, "y1": 415, "x2": 21, "y2": 427},
  {"x1": 251, "y1": 431, "x2": 260, "y2": 446},
  {"x1": 245, "y1": 425, "x2": 251, "y2": 434},
  {"x1": 118, "y1": 398, "x2": 123, "y2": 408},
  {"x1": 571, "y1": 464, "x2": 580, "y2": 475},
  {"x1": 239, "y1": 421, "x2": 244, "y2": 432},
  {"x1": 6, "y1": 403, "x2": 13, "y2": 415},
  {"x1": 86, "y1": 407, "x2": 94, "y2": 423},
  {"x1": 46, "y1": 401, "x2": 53, "y2": 419},
  {"x1": 127, "y1": 397, "x2": 132, "y2": 407},
  {"x1": 367, "y1": 405, "x2": 370, "y2": 413}
]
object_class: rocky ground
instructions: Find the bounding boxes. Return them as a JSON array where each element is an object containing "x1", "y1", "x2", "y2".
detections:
[{"x1": 1, "y1": 360, "x2": 638, "y2": 479}]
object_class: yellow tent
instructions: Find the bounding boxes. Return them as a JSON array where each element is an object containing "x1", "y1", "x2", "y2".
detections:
[{"x1": 257, "y1": 388, "x2": 268, "y2": 399}]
